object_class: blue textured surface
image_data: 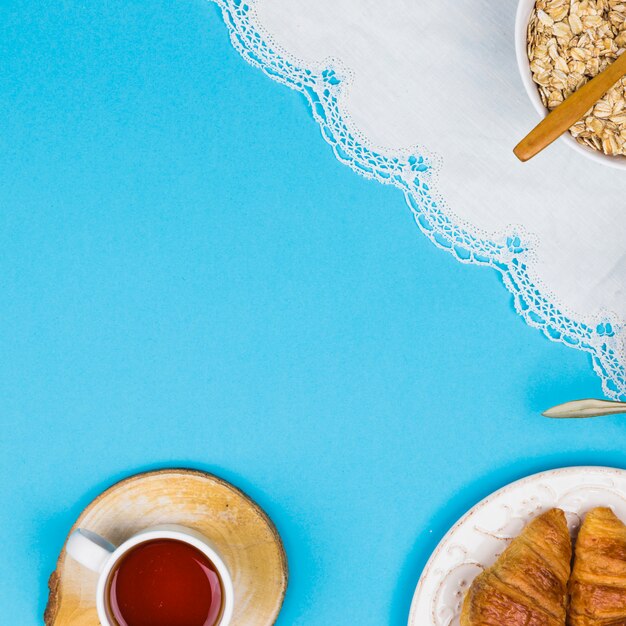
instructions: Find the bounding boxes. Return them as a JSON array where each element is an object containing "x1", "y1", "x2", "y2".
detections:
[{"x1": 1, "y1": 2, "x2": 623, "y2": 625}]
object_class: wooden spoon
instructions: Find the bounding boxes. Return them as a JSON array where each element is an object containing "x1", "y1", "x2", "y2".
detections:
[
  {"x1": 543, "y1": 398, "x2": 626, "y2": 419},
  {"x1": 514, "y1": 52, "x2": 626, "y2": 162}
]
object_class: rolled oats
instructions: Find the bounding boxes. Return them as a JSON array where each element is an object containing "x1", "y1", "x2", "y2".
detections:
[{"x1": 528, "y1": 0, "x2": 626, "y2": 156}]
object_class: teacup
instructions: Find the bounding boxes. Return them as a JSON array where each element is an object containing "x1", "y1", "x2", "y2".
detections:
[{"x1": 66, "y1": 524, "x2": 234, "y2": 626}]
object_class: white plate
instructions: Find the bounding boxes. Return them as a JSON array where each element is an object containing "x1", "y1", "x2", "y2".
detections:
[{"x1": 408, "y1": 466, "x2": 626, "y2": 626}]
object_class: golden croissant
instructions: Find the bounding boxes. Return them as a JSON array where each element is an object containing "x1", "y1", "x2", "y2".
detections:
[
  {"x1": 461, "y1": 508, "x2": 571, "y2": 626},
  {"x1": 569, "y1": 507, "x2": 626, "y2": 626}
]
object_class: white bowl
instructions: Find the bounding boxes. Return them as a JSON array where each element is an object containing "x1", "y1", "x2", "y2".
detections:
[{"x1": 515, "y1": 0, "x2": 626, "y2": 169}]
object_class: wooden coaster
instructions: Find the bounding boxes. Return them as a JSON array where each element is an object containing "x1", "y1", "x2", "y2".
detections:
[{"x1": 45, "y1": 469, "x2": 288, "y2": 626}]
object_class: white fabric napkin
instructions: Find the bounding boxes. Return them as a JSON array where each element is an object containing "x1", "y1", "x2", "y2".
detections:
[{"x1": 215, "y1": 0, "x2": 626, "y2": 398}]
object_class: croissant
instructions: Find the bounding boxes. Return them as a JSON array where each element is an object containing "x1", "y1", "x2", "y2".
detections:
[
  {"x1": 461, "y1": 508, "x2": 571, "y2": 626},
  {"x1": 569, "y1": 507, "x2": 626, "y2": 626}
]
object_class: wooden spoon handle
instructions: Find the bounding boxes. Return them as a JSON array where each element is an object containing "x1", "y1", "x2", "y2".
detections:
[
  {"x1": 543, "y1": 398, "x2": 626, "y2": 418},
  {"x1": 514, "y1": 53, "x2": 626, "y2": 162}
]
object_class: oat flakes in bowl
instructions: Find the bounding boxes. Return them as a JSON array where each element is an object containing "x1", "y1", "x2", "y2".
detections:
[{"x1": 527, "y1": 0, "x2": 626, "y2": 157}]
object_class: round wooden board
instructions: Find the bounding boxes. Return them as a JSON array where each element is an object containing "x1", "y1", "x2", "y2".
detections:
[{"x1": 45, "y1": 469, "x2": 288, "y2": 626}]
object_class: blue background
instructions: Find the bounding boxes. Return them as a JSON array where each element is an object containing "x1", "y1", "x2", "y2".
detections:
[{"x1": 1, "y1": 2, "x2": 624, "y2": 624}]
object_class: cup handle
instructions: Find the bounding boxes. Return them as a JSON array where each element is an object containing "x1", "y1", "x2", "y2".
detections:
[{"x1": 66, "y1": 529, "x2": 116, "y2": 574}]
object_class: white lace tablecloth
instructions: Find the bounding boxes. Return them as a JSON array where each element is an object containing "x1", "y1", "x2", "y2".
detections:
[{"x1": 213, "y1": 0, "x2": 626, "y2": 398}]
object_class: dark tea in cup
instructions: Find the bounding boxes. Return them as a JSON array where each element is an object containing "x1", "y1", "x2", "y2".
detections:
[{"x1": 106, "y1": 538, "x2": 224, "y2": 626}]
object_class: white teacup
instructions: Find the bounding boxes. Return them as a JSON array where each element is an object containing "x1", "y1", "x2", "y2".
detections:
[{"x1": 66, "y1": 524, "x2": 234, "y2": 626}]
